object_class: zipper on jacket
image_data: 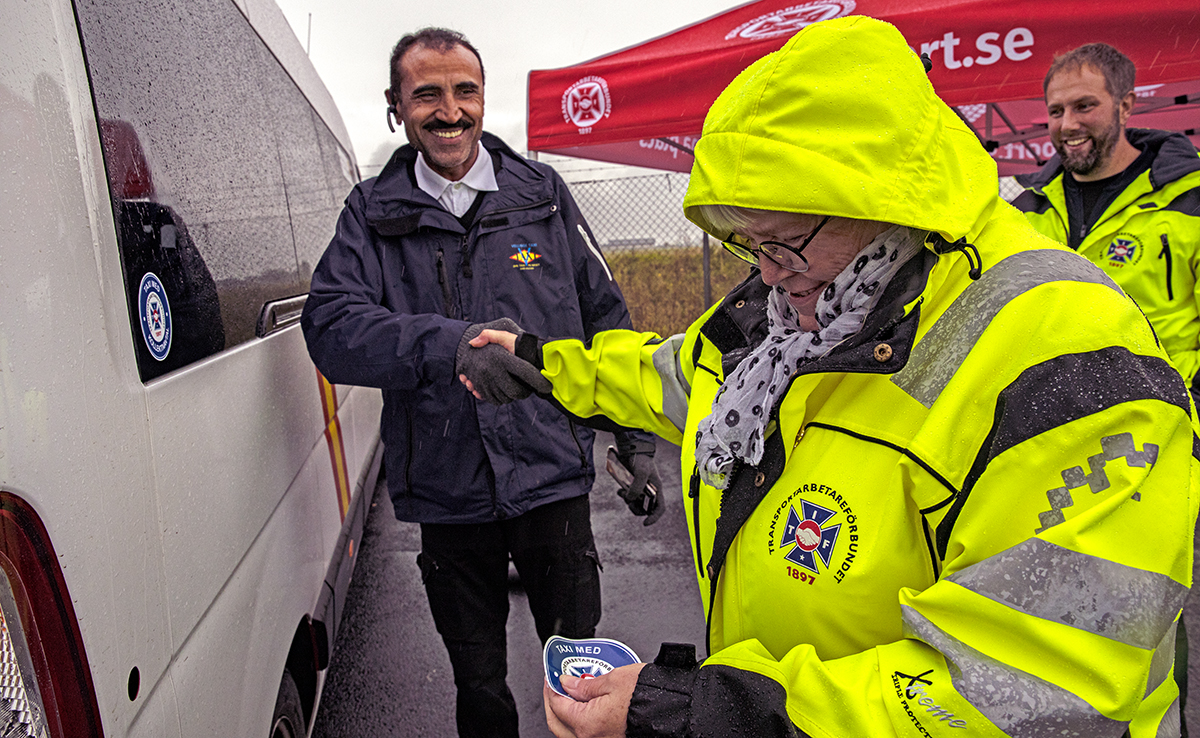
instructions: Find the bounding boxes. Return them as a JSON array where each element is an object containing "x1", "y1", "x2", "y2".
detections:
[
  {"x1": 490, "y1": 476, "x2": 502, "y2": 519},
  {"x1": 435, "y1": 248, "x2": 455, "y2": 317},
  {"x1": 688, "y1": 468, "x2": 716, "y2": 657},
  {"x1": 705, "y1": 573, "x2": 717, "y2": 660},
  {"x1": 1160, "y1": 234, "x2": 1175, "y2": 301},
  {"x1": 403, "y1": 406, "x2": 414, "y2": 496},
  {"x1": 921, "y1": 515, "x2": 941, "y2": 581},
  {"x1": 460, "y1": 235, "x2": 473, "y2": 278},
  {"x1": 567, "y1": 420, "x2": 587, "y2": 470},
  {"x1": 482, "y1": 197, "x2": 553, "y2": 218},
  {"x1": 688, "y1": 470, "x2": 704, "y2": 580}
]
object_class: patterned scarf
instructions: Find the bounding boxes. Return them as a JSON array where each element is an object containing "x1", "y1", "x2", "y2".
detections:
[{"x1": 695, "y1": 225, "x2": 925, "y2": 489}]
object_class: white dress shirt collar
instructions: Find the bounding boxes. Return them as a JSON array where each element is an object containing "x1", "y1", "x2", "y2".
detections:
[{"x1": 414, "y1": 143, "x2": 499, "y2": 218}]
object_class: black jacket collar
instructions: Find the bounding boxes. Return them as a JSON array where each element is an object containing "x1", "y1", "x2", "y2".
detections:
[
  {"x1": 1016, "y1": 128, "x2": 1200, "y2": 192},
  {"x1": 364, "y1": 132, "x2": 554, "y2": 236}
]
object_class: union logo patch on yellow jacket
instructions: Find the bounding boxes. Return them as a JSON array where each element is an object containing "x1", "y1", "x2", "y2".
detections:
[
  {"x1": 769, "y1": 483, "x2": 861, "y2": 584},
  {"x1": 1106, "y1": 233, "x2": 1143, "y2": 266}
]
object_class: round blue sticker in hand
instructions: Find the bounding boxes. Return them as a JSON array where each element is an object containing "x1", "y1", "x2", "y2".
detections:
[{"x1": 543, "y1": 636, "x2": 640, "y2": 698}]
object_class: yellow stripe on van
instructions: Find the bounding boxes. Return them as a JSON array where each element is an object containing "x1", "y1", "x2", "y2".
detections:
[{"x1": 317, "y1": 369, "x2": 352, "y2": 521}]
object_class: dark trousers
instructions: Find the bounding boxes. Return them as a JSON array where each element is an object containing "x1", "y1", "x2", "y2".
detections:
[{"x1": 418, "y1": 495, "x2": 602, "y2": 738}]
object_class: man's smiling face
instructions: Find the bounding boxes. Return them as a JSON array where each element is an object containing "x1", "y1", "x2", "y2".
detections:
[
  {"x1": 1045, "y1": 64, "x2": 1130, "y2": 179},
  {"x1": 392, "y1": 43, "x2": 484, "y2": 181}
]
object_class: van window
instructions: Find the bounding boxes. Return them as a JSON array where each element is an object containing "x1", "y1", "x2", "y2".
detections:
[
  {"x1": 256, "y1": 66, "x2": 353, "y2": 291},
  {"x1": 75, "y1": 0, "x2": 351, "y2": 381}
]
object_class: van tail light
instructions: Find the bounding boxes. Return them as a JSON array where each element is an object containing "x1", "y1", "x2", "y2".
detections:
[
  {"x1": 0, "y1": 566, "x2": 53, "y2": 737},
  {"x1": 0, "y1": 492, "x2": 104, "y2": 737}
]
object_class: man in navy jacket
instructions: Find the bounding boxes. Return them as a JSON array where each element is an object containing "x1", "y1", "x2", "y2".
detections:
[{"x1": 301, "y1": 27, "x2": 659, "y2": 738}]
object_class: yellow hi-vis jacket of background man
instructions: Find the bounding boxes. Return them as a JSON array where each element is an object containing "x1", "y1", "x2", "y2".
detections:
[
  {"x1": 530, "y1": 17, "x2": 1198, "y2": 738},
  {"x1": 1013, "y1": 129, "x2": 1200, "y2": 394}
]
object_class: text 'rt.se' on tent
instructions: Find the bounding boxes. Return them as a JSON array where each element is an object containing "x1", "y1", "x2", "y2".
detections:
[{"x1": 527, "y1": 0, "x2": 1200, "y2": 176}]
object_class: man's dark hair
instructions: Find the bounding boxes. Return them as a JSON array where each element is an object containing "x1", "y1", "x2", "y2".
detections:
[
  {"x1": 1043, "y1": 42, "x2": 1136, "y2": 101},
  {"x1": 389, "y1": 27, "x2": 484, "y2": 98}
]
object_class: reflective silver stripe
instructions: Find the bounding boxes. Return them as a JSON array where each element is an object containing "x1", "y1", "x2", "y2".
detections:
[
  {"x1": 1144, "y1": 621, "x2": 1178, "y2": 698},
  {"x1": 577, "y1": 224, "x2": 613, "y2": 281},
  {"x1": 945, "y1": 537, "x2": 1188, "y2": 650},
  {"x1": 901, "y1": 605, "x2": 1127, "y2": 738},
  {"x1": 652, "y1": 334, "x2": 691, "y2": 432},
  {"x1": 1157, "y1": 697, "x2": 1180, "y2": 738},
  {"x1": 892, "y1": 250, "x2": 1120, "y2": 407}
]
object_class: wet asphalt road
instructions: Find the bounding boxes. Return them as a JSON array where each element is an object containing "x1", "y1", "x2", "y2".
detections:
[
  {"x1": 311, "y1": 432, "x2": 706, "y2": 737},
  {"x1": 313, "y1": 431, "x2": 1200, "y2": 737}
]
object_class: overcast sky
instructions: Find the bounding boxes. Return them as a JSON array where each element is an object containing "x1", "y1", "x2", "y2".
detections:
[{"x1": 274, "y1": 0, "x2": 741, "y2": 176}]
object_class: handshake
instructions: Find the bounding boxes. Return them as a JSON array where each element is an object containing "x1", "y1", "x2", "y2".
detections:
[
  {"x1": 455, "y1": 318, "x2": 549, "y2": 405},
  {"x1": 456, "y1": 318, "x2": 664, "y2": 525}
]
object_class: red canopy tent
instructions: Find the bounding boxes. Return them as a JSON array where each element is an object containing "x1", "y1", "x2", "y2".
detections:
[{"x1": 527, "y1": 0, "x2": 1200, "y2": 176}]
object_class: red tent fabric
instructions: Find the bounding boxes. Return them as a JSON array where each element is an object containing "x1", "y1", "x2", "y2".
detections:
[{"x1": 527, "y1": 0, "x2": 1200, "y2": 175}]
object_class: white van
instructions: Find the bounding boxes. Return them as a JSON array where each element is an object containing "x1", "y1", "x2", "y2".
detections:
[{"x1": 0, "y1": 0, "x2": 382, "y2": 736}]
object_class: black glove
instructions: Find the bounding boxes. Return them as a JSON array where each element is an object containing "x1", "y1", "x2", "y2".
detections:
[
  {"x1": 613, "y1": 433, "x2": 664, "y2": 526},
  {"x1": 618, "y1": 451, "x2": 664, "y2": 526},
  {"x1": 456, "y1": 318, "x2": 551, "y2": 405}
]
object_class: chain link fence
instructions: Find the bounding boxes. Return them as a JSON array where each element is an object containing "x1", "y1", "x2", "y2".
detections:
[
  {"x1": 567, "y1": 172, "x2": 1026, "y2": 335},
  {"x1": 566, "y1": 173, "x2": 750, "y2": 336},
  {"x1": 569, "y1": 173, "x2": 700, "y2": 250}
]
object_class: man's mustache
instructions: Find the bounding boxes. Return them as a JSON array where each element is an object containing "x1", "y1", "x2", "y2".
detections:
[{"x1": 424, "y1": 117, "x2": 474, "y2": 132}]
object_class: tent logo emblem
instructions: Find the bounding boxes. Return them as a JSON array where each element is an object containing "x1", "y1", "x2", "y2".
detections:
[
  {"x1": 562, "y1": 76, "x2": 612, "y2": 134},
  {"x1": 726, "y1": 1, "x2": 856, "y2": 41}
]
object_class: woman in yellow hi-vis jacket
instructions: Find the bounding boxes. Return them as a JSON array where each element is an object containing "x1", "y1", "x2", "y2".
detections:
[{"x1": 460, "y1": 16, "x2": 1199, "y2": 738}]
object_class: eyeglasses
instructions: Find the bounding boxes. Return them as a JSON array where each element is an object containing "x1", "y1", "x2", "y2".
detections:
[{"x1": 722, "y1": 215, "x2": 832, "y2": 274}]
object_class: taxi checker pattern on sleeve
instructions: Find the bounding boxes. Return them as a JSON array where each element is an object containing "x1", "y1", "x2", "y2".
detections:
[{"x1": 534, "y1": 16, "x2": 1199, "y2": 738}]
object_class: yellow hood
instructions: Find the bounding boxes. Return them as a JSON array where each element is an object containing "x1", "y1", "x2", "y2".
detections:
[{"x1": 684, "y1": 16, "x2": 998, "y2": 243}]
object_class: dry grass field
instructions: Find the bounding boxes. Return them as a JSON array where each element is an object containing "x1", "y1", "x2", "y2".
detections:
[{"x1": 607, "y1": 245, "x2": 753, "y2": 337}]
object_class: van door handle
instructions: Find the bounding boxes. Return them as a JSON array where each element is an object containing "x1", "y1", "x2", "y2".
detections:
[{"x1": 256, "y1": 295, "x2": 307, "y2": 338}]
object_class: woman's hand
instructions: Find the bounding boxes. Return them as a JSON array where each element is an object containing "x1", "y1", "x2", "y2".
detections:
[{"x1": 544, "y1": 663, "x2": 646, "y2": 738}]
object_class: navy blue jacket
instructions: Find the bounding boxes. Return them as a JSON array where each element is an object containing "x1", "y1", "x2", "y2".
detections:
[{"x1": 302, "y1": 133, "x2": 640, "y2": 523}]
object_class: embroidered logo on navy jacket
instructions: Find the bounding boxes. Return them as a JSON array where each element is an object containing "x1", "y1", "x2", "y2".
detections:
[{"x1": 511, "y1": 243, "x2": 542, "y2": 270}]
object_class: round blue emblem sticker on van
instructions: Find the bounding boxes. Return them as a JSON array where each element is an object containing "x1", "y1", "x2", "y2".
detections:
[{"x1": 138, "y1": 272, "x2": 172, "y2": 361}]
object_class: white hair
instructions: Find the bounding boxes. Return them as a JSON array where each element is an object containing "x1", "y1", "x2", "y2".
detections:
[{"x1": 691, "y1": 203, "x2": 756, "y2": 236}]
